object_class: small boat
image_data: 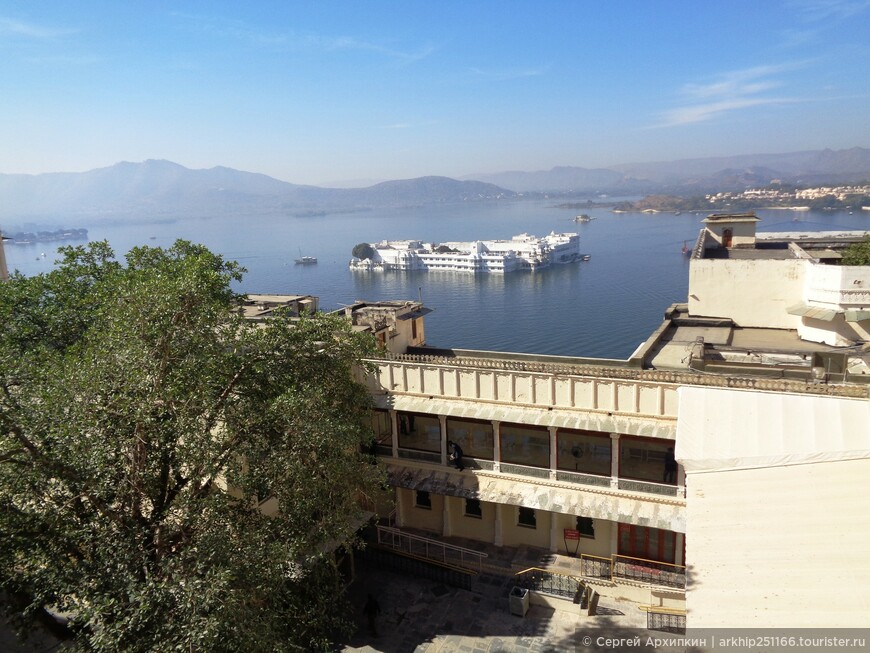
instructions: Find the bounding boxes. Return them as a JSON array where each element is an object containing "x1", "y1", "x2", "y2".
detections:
[
  {"x1": 295, "y1": 247, "x2": 317, "y2": 265},
  {"x1": 581, "y1": 254, "x2": 591, "y2": 261},
  {"x1": 682, "y1": 241, "x2": 690, "y2": 256},
  {"x1": 573, "y1": 214, "x2": 595, "y2": 223}
]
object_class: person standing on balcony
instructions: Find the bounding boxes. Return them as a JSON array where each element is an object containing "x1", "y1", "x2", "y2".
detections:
[{"x1": 448, "y1": 440, "x2": 465, "y2": 472}]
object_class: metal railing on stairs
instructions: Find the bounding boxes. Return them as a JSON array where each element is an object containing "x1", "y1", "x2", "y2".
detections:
[
  {"x1": 639, "y1": 605, "x2": 687, "y2": 634},
  {"x1": 580, "y1": 553, "x2": 686, "y2": 590},
  {"x1": 514, "y1": 566, "x2": 586, "y2": 604},
  {"x1": 613, "y1": 554, "x2": 685, "y2": 589},
  {"x1": 580, "y1": 554, "x2": 612, "y2": 581},
  {"x1": 375, "y1": 525, "x2": 488, "y2": 573}
]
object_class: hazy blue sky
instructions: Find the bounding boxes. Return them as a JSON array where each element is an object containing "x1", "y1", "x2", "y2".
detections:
[{"x1": 1, "y1": 0, "x2": 868, "y2": 185}]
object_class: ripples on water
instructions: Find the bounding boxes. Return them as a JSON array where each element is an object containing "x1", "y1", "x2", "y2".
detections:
[{"x1": 5, "y1": 204, "x2": 866, "y2": 359}]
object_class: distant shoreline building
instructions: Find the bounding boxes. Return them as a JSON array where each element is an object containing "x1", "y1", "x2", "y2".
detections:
[{"x1": 349, "y1": 232, "x2": 581, "y2": 273}]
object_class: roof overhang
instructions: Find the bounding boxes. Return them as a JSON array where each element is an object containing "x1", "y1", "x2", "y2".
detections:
[
  {"x1": 676, "y1": 386, "x2": 870, "y2": 474},
  {"x1": 845, "y1": 308, "x2": 870, "y2": 323},
  {"x1": 373, "y1": 394, "x2": 675, "y2": 439},
  {"x1": 786, "y1": 303, "x2": 840, "y2": 321}
]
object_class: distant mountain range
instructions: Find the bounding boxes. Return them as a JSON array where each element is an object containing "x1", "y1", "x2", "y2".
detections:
[
  {"x1": 467, "y1": 147, "x2": 870, "y2": 193},
  {"x1": 1, "y1": 147, "x2": 868, "y2": 223},
  {"x1": 0, "y1": 160, "x2": 514, "y2": 222}
]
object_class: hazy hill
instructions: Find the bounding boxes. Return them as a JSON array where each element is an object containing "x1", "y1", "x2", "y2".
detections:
[
  {"x1": 470, "y1": 147, "x2": 870, "y2": 193},
  {"x1": 2, "y1": 148, "x2": 868, "y2": 223},
  {"x1": 610, "y1": 147, "x2": 870, "y2": 189},
  {"x1": 0, "y1": 161, "x2": 515, "y2": 221},
  {"x1": 464, "y1": 166, "x2": 631, "y2": 193}
]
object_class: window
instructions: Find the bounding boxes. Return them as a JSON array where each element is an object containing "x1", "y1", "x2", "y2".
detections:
[
  {"x1": 415, "y1": 490, "x2": 431, "y2": 510},
  {"x1": 619, "y1": 437, "x2": 675, "y2": 484},
  {"x1": 577, "y1": 516, "x2": 595, "y2": 539},
  {"x1": 447, "y1": 418, "x2": 493, "y2": 460},
  {"x1": 370, "y1": 410, "x2": 391, "y2": 444},
  {"x1": 557, "y1": 429, "x2": 611, "y2": 476},
  {"x1": 464, "y1": 498, "x2": 482, "y2": 518},
  {"x1": 518, "y1": 507, "x2": 536, "y2": 529},
  {"x1": 397, "y1": 413, "x2": 440, "y2": 452},
  {"x1": 411, "y1": 318, "x2": 418, "y2": 340},
  {"x1": 500, "y1": 424, "x2": 549, "y2": 468}
]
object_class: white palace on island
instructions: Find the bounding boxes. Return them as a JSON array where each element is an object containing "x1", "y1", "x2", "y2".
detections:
[
  {"x1": 349, "y1": 232, "x2": 581, "y2": 273},
  {"x1": 240, "y1": 213, "x2": 870, "y2": 632}
]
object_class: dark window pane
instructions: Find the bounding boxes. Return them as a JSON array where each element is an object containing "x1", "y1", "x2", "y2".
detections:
[
  {"x1": 465, "y1": 498, "x2": 482, "y2": 518},
  {"x1": 619, "y1": 437, "x2": 676, "y2": 484},
  {"x1": 577, "y1": 516, "x2": 595, "y2": 538},
  {"x1": 447, "y1": 418, "x2": 493, "y2": 460},
  {"x1": 501, "y1": 424, "x2": 549, "y2": 468},
  {"x1": 398, "y1": 412, "x2": 440, "y2": 452},
  {"x1": 415, "y1": 490, "x2": 431, "y2": 509},
  {"x1": 518, "y1": 507, "x2": 536, "y2": 528},
  {"x1": 557, "y1": 429, "x2": 611, "y2": 476}
]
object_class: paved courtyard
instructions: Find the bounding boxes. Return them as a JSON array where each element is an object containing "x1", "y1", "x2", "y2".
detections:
[{"x1": 338, "y1": 561, "x2": 654, "y2": 653}]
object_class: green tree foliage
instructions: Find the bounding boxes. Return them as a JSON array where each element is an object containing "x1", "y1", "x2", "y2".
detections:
[
  {"x1": 0, "y1": 241, "x2": 385, "y2": 652},
  {"x1": 841, "y1": 235, "x2": 870, "y2": 266},
  {"x1": 351, "y1": 242, "x2": 375, "y2": 260}
]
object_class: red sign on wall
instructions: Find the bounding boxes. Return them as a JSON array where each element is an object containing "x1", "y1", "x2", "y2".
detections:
[{"x1": 563, "y1": 529, "x2": 581, "y2": 541}]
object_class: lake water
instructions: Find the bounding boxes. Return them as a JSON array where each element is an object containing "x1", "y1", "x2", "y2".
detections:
[{"x1": 5, "y1": 203, "x2": 867, "y2": 359}]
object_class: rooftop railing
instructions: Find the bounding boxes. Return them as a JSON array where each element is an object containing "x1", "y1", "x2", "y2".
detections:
[{"x1": 370, "y1": 351, "x2": 868, "y2": 399}]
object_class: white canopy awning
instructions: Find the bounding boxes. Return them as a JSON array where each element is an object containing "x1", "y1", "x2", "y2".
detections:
[{"x1": 676, "y1": 386, "x2": 870, "y2": 473}]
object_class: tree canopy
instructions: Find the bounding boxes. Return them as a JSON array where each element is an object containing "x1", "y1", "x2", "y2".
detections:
[
  {"x1": 351, "y1": 242, "x2": 375, "y2": 260},
  {"x1": 0, "y1": 240, "x2": 385, "y2": 652},
  {"x1": 841, "y1": 235, "x2": 870, "y2": 266}
]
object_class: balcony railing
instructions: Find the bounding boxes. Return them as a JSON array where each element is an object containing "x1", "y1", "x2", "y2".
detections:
[
  {"x1": 397, "y1": 448, "x2": 441, "y2": 464},
  {"x1": 555, "y1": 469, "x2": 612, "y2": 488},
  {"x1": 374, "y1": 448, "x2": 685, "y2": 500},
  {"x1": 374, "y1": 443, "x2": 392, "y2": 457},
  {"x1": 499, "y1": 462, "x2": 551, "y2": 479},
  {"x1": 618, "y1": 478, "x2": 682, "y2": 497}
]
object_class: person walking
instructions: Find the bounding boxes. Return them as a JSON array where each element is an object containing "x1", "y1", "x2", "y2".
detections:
[{"x1": 363, "y1": 593, "x2": 381, "y2": 637}]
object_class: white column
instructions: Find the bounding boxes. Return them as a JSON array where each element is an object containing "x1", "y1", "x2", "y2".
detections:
[
  {"x1": 548, "y1": 426, "x2": 558, "y2": 480},
  {"x1": 395, "y1": 488, "x2": 405, "y2": 528},
  {"x1": 549, "y1": 512, "x2": 560, "y2": 553},
  {"x1": 439, "y1": 415, "x2": 448, "y2": 466},
  {"x1": 492, "y1": 420, "x2": 501, "y2": 472},
  {"x1": 442, "y1": 496, "x2": 453, "y2": 537},
  {"x1": 494, "y1": 503, "x2": 504, "y2": 547},
  {"x1": 389, "y1": 410, "x2": 399, "y2": 458},
  {"x1": 610, "y1": 433, "x2": 621, "y2": 489},
  {"x1": 610, "y1": 521, "x2": 619, "y2": 558}
]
